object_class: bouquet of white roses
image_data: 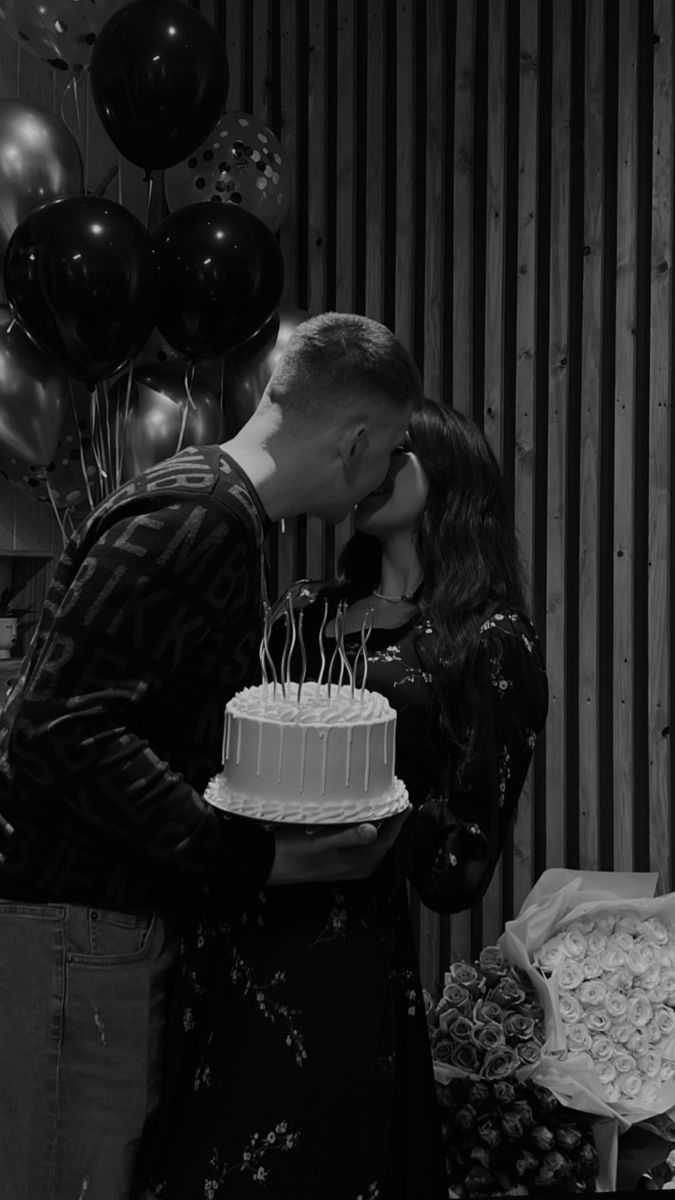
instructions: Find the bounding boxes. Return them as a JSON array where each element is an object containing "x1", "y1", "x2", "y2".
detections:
[{"x1": 499, "y1": 868, "x2": 675, "y2": 1128}]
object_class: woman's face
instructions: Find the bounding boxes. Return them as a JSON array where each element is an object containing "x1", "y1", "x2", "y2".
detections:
[{"x1": 354, "y1": 447, "x2": 430, "y2": 538}]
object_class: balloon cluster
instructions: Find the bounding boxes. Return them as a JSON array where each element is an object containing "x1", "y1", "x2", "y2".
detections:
[{"x1": 0, "y1": 0, "x2": 303, "y2": 541}]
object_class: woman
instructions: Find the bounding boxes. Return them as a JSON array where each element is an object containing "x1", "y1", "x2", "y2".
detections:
[{"x1": 141, "y1": 399, "x2": 548, "y2": 1199}]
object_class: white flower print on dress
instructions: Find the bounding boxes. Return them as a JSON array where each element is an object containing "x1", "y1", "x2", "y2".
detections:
[{"x1": 206, "y1": 1123, "x2": 301, "y2": 1191}]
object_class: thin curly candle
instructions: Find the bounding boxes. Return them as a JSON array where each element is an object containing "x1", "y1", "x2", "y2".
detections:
[
  {"x1": 297, "y1": 609, "x2": 307, "y2": 704},
  {"x1": 337, "y1": 600, "x2": 352, "y2": 693},
  {"x1": 326, "y1": 601, "x2": 344, "y2": 700},
  {"x1": 317, "y1": 598, "x2": 329, "y2": 686},
  {"x1": 279, "y1": 609, "x2": 291, "y2": 698},
  {"x1": 356, "y1": 605, "x2": 375, "y2": 701},
  {"x1": 285, "y1": 591, "x2": 297, "y2": 692}
]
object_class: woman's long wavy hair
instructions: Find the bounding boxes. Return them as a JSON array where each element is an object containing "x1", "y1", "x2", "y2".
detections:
[{"x1": 339, "y1": 398, "x2": 528, "y2": 768}]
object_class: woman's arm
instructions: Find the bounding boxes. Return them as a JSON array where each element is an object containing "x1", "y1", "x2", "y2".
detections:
[{"x1": 409, "y1": 614, "x2": 548, "y2": 913}]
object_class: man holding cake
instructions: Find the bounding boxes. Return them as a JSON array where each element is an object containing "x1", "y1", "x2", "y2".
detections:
[
  {"x1": 140, "y1": 399, "x2": 548, "y2": 1198},
  {"x1": 0, "y1": 313, "x2": 419, "y2": 1200}
]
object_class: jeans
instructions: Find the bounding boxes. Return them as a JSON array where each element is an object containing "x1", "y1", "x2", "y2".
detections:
[{"x1": 0, "y1": 901, "x2": 180, "y2": 1200}]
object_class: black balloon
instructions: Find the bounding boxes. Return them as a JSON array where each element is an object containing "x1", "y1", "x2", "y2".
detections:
[
  {"x1": 4, "y1": 194, "x2": 158, "y2": 384},
  {"x1": 89, "y1": 0, "x2": 230, "y2": 172},
  {"x1": 152, "y1": 203, "x2": 285, "y2": 360}
]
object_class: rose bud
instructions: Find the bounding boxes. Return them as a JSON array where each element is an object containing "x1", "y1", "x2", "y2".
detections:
[
  {"x1": 467, "y1": 1079, "x2": 492, "y2": 1111},
  {"x1": 555, "y1": 1125, "x2": 582, "y2": 1151},
  {"x1": 488, "y1": 977, "x2": 525, "y2": 1008},
  {"x1": 530, "y1": 1084, "x2": 561, "y2": 1113},
  {"x1": 478, "y1": 945, "x2": 509, "y2": 983},
  {"x1": 455, "y1": 1103, "x2": 478, "y2": 1132},
  {"x1": 514, "y1": 1148, "x2": 538, "y2": 1177},
  {"x1": 476, "y1": 1115, "x2": 502, "y2": 1149},
  {"x1": 450, "y1": 1043, "x2": 481, "y2": 1073},
  {"x1": 468, "y1": 1144, "x2": 491, "y2": 1168},
  {"x1": 578, "y1": 1141, "x2": 600, "y2": 1170},
  {"x1": 465, "y1": 1165, "x2": 495, "y2": 1195},
  {"x1": 510, "y1": 1099, "x2": 535, "y2": 1128},
  {"x1": 492, "y1": 1079, "x2": 517, "y2": 1105},
  {"x1": 529, "y1": 1124, "x2": 556, "y2": 1152},
  {"x1": 544, "y1": 1149, "x2": 571, "y2": 1175},
  {"x1": 501, "y1": 1110, "x2": 524, "y2": 1139}
]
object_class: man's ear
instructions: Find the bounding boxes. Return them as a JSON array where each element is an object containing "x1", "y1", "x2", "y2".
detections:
[{"x1": 340, "y1": 424, "x2": 367, "y2": 479}]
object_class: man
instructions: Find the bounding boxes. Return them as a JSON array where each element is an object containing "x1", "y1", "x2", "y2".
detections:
[{"x1": 0, "y1": 312, "x2": 420, "y2": 1199}]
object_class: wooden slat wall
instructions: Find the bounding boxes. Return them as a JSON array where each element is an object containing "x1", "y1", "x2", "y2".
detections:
[
  {"x1": 0, "y1": 2, "x2": 672, "y2": 995},
  {"x1": 214, "y1": 0, "x2": 674, "y2": 992}
]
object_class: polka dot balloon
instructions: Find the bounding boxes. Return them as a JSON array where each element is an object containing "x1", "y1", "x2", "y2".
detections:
[
  {"x1": 165, "y1": 111, "x2": 290, "y2": 234},
  {"x1": 0, "y1": 0, "x2": 127, "y2": 75}
]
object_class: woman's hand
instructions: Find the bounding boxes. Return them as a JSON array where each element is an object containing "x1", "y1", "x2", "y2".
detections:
[{"x1": 266, "y1": 806, "x2": 412, "y2": 885}]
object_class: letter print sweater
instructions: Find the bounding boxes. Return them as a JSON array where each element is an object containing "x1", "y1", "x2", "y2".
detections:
[{"x1": 0, "y1": 446, "x2": 276, "y2": 916}]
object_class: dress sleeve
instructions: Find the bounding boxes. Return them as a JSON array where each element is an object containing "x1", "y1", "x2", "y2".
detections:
[
  {"x1": 408, "y1": 615, "x2": 548, "y2": 914},
  {"x1": 3, "y1": 500, "x2": 275, "y2": 913}
]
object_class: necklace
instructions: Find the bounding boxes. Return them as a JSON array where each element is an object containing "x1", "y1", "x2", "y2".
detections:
[{"x1": 372, "y1": 589, "x2": 416, "y2": 603}]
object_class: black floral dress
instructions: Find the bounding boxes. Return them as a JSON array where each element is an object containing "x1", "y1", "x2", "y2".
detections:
[{"x1": 140, "y1": 584, "x2": 548, "y2": 1200}]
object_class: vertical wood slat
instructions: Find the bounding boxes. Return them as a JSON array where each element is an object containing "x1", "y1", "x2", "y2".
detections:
[
  {"x1": 545, "y1": 0, "x2": 572, "y2": 875},
  {"x1": 578, "y1": 0, "x2": 604, "y2": 872},
  {"x1": 613, "y1": 0, "x2": 639, "y2": 872},
  {"x1": 648, "y1": 0, "x2": 672, "y2": 892},
  {"x1": 510, "y1": 0, "x2": 539, "y2": 916},
  {"x1": 452, "y1": 0, "x2": 476, "y2": 415}
]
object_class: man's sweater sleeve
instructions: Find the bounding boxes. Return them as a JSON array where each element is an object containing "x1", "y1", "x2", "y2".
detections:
[{"x1": 6, "y1": 500, "x2": 275, "y2": 912}]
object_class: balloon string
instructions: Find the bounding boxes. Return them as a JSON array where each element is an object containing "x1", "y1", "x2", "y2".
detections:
[
  {"x1": 117, "y1": 153, "x2": 123, "y2": 206},
  {"x1": 117, "y1": 362, "x2": 134, "y2": 487},
  {"x1": 44, "y1": 476, "x2": 69, "y2": 549},
  {"x1": 69, "y1": 380, "x2": 95, "y2": 511},
  {"x1": 145, "y1": 175, "x2": 154, "y2": 230},
  {"x1": 99, "y1": 379, "x2": 115, "y2": 495},
  {"x1": 89, "y1": 388, "x2": 109, "y2": 497},
  {"x1": 59, "y1": 75, "x2": 81, "y2": 148},
  {"x1": 83, "y1": 71, "x2": 90, "y2": 195},
  {"x1": 172, "y1": 362, "x2": 192, "y2": 456}
]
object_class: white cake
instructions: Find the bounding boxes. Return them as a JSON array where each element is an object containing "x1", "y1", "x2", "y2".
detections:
[{"x1": 204, "y1": 680, "x2": 409, "y2": 824}]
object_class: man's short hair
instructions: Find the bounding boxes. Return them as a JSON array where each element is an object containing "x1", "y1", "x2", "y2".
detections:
[{"x1": 266, "y1": 311, "x2": 422, "y2": 420}]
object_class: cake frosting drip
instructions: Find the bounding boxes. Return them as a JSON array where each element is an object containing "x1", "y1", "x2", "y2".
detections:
[{"x1": 228, "y1": 681, "x2": 392, "y2": 725}]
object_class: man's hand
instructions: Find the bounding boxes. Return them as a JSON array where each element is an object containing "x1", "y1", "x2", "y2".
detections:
[
  {"x1": 266, "y1": 806, "x2": 412, "y2": 885},
  {"x1": 0, "y1": 813, "x2": 13, "y2": 865}
]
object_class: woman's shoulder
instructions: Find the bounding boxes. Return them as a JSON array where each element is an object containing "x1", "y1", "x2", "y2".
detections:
[{"x1": 478, "y1": 609, "x2": 542, "y2": 658}]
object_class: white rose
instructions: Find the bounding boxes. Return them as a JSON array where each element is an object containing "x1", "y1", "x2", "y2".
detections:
[
  {"x1": 605, "y1": 991, "x2": 628, "y2": 1020},
  {"x1": 558, "y1": 990, "x2": 583, "y2": 1024},
  {"x1": 534, "y1": 936, "x2": 568, "y2": 972},
  {"x1": 661, "y1": 1062, "x2": 675, "y2": 1081},
  {"x1": 614, "y1": 1051, "x2": 637, "y2": 1074},
  {"x1": 581, "y1": 956, "x2": 604, "y2": 980},
  {"x1": 653, "y1": 1005, "x2": 675, "y2": 1036},
  {"x1": 659, "y1": 968, "x2": 675, "y2": 997},
  {"x1": 578, "y1": 980, "x2": 606, "y2": 1008},
  {"x1": 604, "y1": 968, "x2": 633, "y2": 991},
  {"x1": 562, "y1": 929, "x2": 587, "y2": 959},
  {"x1": 636, "y1": 941, "x2": 657, "y2": 964},
  {"x1": 595, "y1": 1060, "x2": 617, "y2": 1084},
  {"x1": 599, "y1": 945, "x2": 626, "y2": 970},
  {"x1": 595, "y1": 912, "x2": 616, "y2": 935},
  {"x1": 557, "y1": 961, "x2": 585, "y2": 990},
  {"x1": 641, "y1": 964, "x2": 662, "y2": 990},
  {"x1": 567, "y1": 916, "x2": 596, "y2": 936},
  {"x1": 640, "y1": 1081, "x2": 662, "y2": 1106},
  {"x1": 587, "y1": 1009, "x2": 611, "y2": 1033},
  {"x1": 625, "y1": 949, "x2": 649, "y2": 976},
  {"x1": 588, "y1": 930, "x2": 608, "y2": 955},
  {"x1": 640, "y1": 917, "x2": 670, "y2": 946},
  {"x1": 616, "y1": 912, "x2": 641, "y2": 935},
  {"x1": 646, "y1": 1020, "x2": 663, "y2": 1044},
  {"x1": 590, "y1": 1035, "x2": 614, "y2": 1062},
  {"x1": 650, "y1": 983, "x2": 669, "y2": 1003},
  {"x1": 658, "y1": 1033, "x2": 675, "y2": 1061},
  {"x1": 615, "y1": 932, "x2": 635, "y2": 953},
  {"x1": 626, "y1": 994, "x2": 653, "y2": 1027},
  {"x1": 619, "y1": 1071, "x2": 643, "y2": 1098},
  {"x1": 626, "y1": 1030, "x2": 649, "y2": 1057},
  {"x1": 612, "y1": 1022, "x2": 634, "y2": 1044},
  {"x1": 637, "y1": 1051, "x2": 662, "y2": 1078},
  {"x1": 604, "y1": 1082, "x2": 621, "y2": 1102},
  {"x1": 566, "y1": 1022, "x2": 593, "y2": 1052}
]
